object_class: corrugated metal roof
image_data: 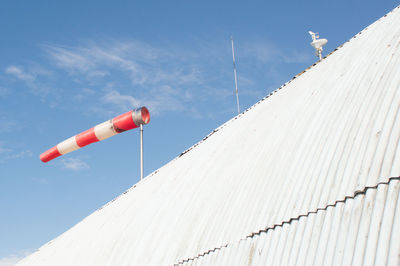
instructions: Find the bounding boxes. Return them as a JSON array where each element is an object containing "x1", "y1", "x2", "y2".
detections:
[
  {"x1": 178, "y1": 178, "x2": 400, "y2": 265},
  {"x1": 18, "y1": 5, "x2": 400, "y2": 266}
]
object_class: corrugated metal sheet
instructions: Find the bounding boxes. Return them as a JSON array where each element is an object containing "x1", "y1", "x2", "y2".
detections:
[
  {"x1": 179, "y1": 178, "x2": 400, "y2": 265},
  {"x1": 18, "y1": 5, "x2": 400, "y2": 266}
]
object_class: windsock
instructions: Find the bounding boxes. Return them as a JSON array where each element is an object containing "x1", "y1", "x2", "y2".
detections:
[{"x1": 40, "y1": 107, "x2": 150, "y2": 163}]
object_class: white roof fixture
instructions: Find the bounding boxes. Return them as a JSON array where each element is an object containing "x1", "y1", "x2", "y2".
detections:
[{"x1": 309, "y1": 31, "x2": 328, "y2": 60}]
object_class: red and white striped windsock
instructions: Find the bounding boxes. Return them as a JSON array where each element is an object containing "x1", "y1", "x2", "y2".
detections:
[{"x1": 40, "y1": 107, "x2": 150, "y2": 163}]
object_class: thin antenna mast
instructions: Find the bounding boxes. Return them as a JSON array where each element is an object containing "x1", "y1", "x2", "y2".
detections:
[{"x1": 231, "y1": 36, "x2": 240, "y2": 114}]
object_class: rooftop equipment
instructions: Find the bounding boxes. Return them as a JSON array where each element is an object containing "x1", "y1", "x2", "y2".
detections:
[{"x1": 309, "y1": 31, "x2": 328, "y2": 60}]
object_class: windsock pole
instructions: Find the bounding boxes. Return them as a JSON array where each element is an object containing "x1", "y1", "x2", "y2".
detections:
[
  {"x1": 140, "y1": 124, "x2": 144, "y2": 180},
  {"x1": 40, "y1": 107, "x2": 151, "y2": 173}
]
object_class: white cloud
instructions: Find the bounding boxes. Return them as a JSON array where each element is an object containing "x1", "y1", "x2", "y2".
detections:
[
  {"x1": 4, "y1": 65, "x2": 54, "y2": 97},
  {"x1": 0, "y1": 249, "x2": 34, "y2": 266},
  {"x1": 242, "y1": 41, "x2": 311, "y2": 64},
  {"x1": 242, "y1": 42, "x2": 278, "y2": 63},
  {"x1": 61, "y1": 157, "x2": 89, "y2": 171},
  {"x1": 6, "y1": 150, "x2": 33, "y2": 159},
  {"x1": 44, "y1": 41, "x2": 202, "y2": 87},
  {"x1": 45, "y1": 45, "x2": 95, "y2": 73},
  {"x1": 144, "y1": 85, "x2": 189, "y2": 114},
  {"x1": 102, "y1": 90, "x2": 142, "y2": 110},
  {"x1": 0, "y1": 143, "x2": 33, "y2": 163},
  {"x1": 0, "y1": 118, "x2": 18, "y2": 133},
  {"x1": 73, "y1": 87, "x2": 96, "y2": 101},
  {"x1": 0, "y1": 147, "x2": 12, "y2": 154},
  {"x1": 45, "y1": 42, "x2": 141, "y2": 82},
  {"x1": 0, "y1": 254, "x2": 23, "y2": 266},
  {"x1": 0, "y1": 142, "x2": 12, "y2": 154},
  {"x1": 100, "y1": 85, "x2": 194, "y2": 116},
  {"x1": 5, "y1": 66, "x2": 35, "y2": 82},
  {"x1": 38, "y1": 38, "x2": 309, "y2": 119},
  {"x1": 29, "y1": 65, "x2": 53, "y2": 77},
  {"x1": 281, "y1": 50, "x2": 311, "y2": 64},
  {"x1": 43, "y1": 41, "x2": 210, "y2": 116},
  {"x1": 1, "y1": 37, "x2": 313, "y2": 122}
]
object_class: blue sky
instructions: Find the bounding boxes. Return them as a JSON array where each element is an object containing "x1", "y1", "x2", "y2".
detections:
[{"x1": 0, "y1": 0, "x2": 397, "y2": 264}]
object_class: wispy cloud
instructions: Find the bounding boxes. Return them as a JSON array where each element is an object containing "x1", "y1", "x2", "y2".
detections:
[
  {"x1": 61, "y1": 157, "x2": 89, "y2": 171},
  {"x1": 0, "y1": 117, "x2": 18, "y2": 133},
  {"x1": 73, "y1": 87, "x2": 95, "y2": 102},
  {"x1": 102, "y1": 90, "x2": 142, "y2": 110},
  {"x1": 6, "y1": 149, "x2": 33, "y2": 159},
  {"x1": 44, "y1": 41, "x2": 203, "y2": 87},
  {"x1": 281, "y1": 50, "x2": 311, "y2": 64},
  {"x1": 4, "y1": 64, "x2": 54, "y2": 97},
  {"x1": 43, "y1": 40, "x2": 209, "y2": 115},
  {"x1": 0, "y1": 143, "x2": 33, "y2": 163},
  {"x1": 5, "y1": 65, "x2": 35, "y2": 82},
  {"x1": 242, "y1": 41, "x2": 311, "y2": 64},
  {"x1": 0, "y1": 249, "x2": 34, "y2": 266},
  {"x1": 0, "y1": 142, "x2": 12, "y2": 154},
  {"x1": 0, "y1": 38, "x2": 311, "y2": 119},
  {"x1": 0, "y1": 148, "x2": 12, "y2": 154}
]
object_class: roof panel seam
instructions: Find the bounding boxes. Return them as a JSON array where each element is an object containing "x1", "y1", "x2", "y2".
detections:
[{"x1": 172, "y1": 176, "x2": 400, "y2": 265}]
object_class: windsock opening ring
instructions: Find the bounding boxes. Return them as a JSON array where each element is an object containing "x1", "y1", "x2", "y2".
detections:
[
  {"x1": 40, "y1": 106, "x2": 150, "y2": 163},
  {"x1": 137, "y1": 107, "x2": 150, "y2": 125}
]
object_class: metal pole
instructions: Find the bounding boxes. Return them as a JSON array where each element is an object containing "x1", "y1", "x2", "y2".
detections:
[
  {"x1": 231, "y1": 37, "x2": 240, "y2": 114},
  {"x1": 140, "y1": 124, "x2": 143, "y2": 180}
]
